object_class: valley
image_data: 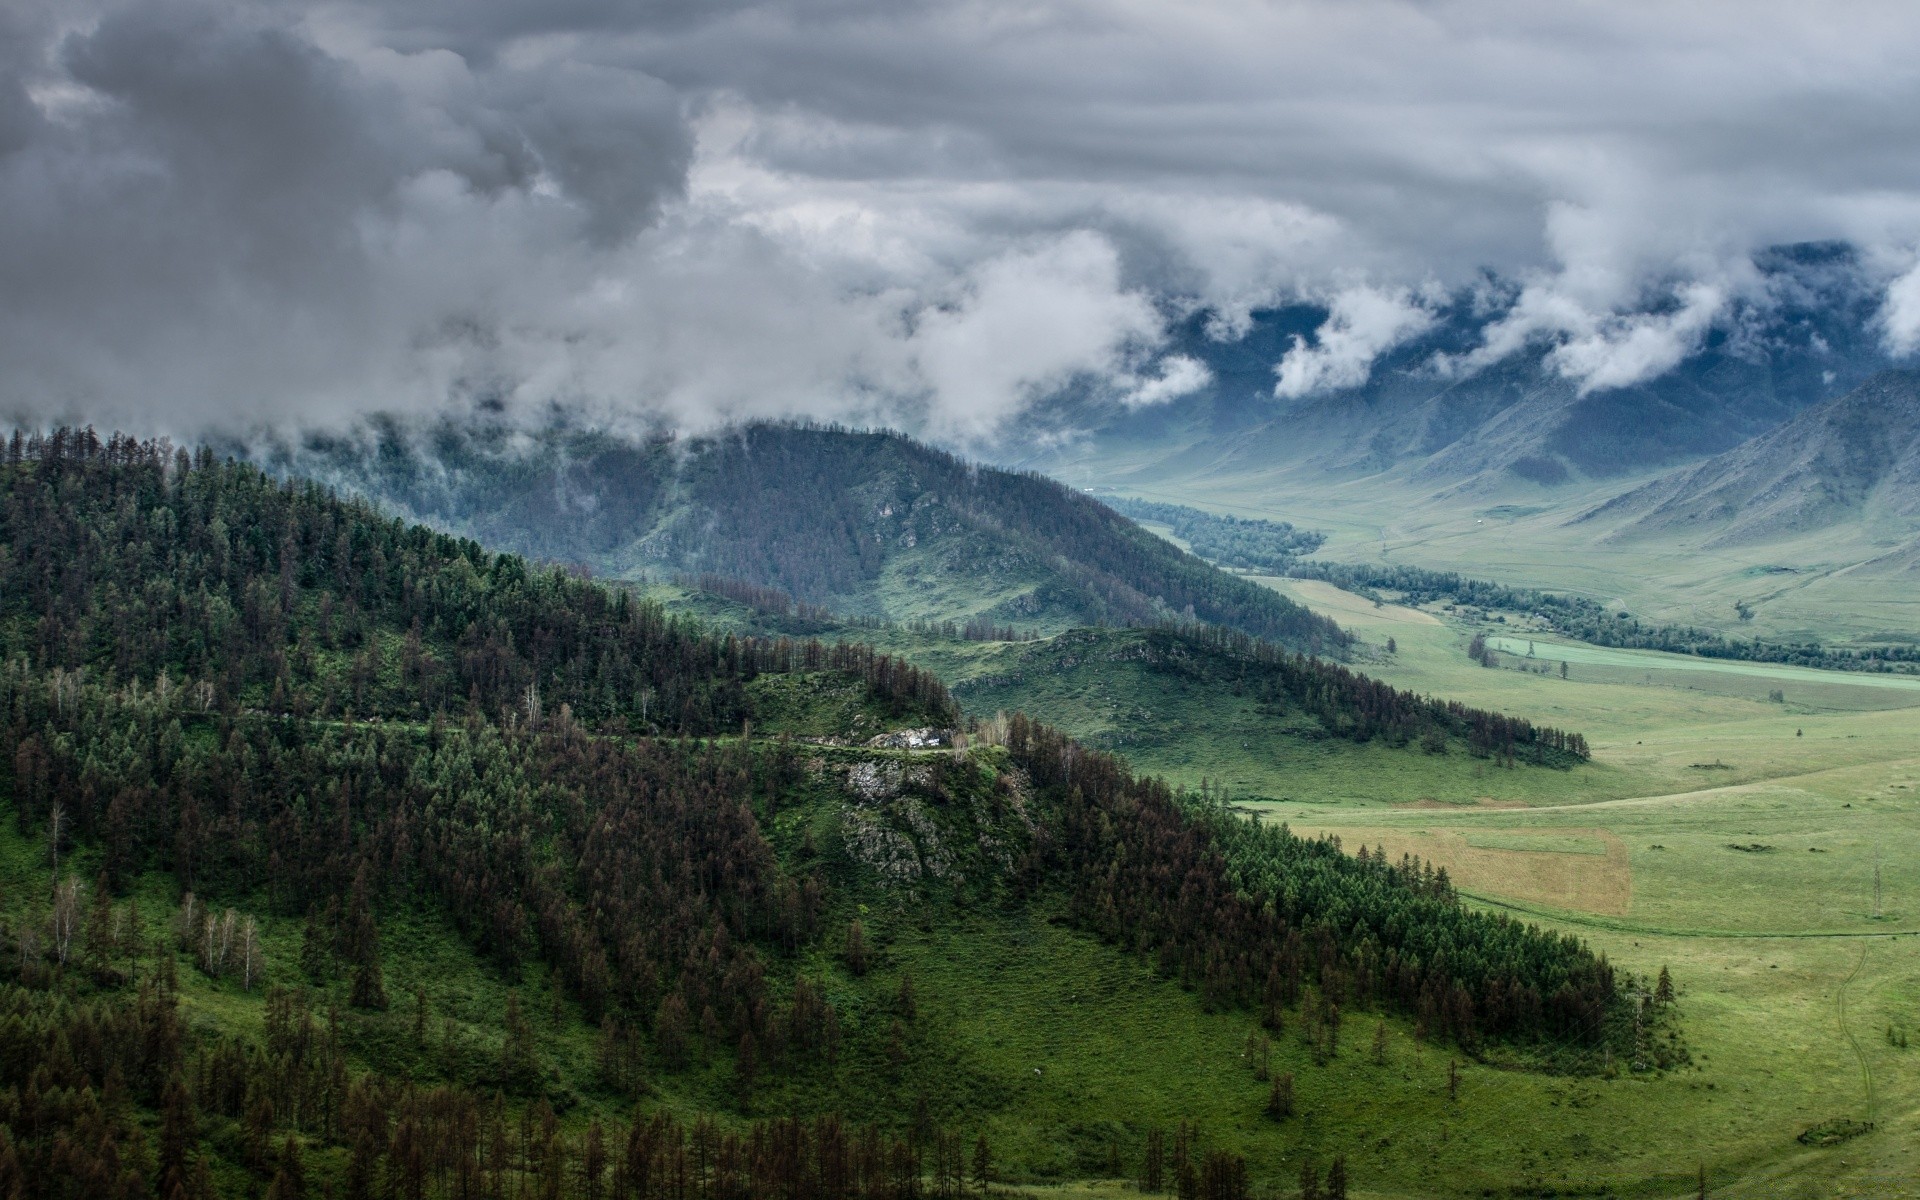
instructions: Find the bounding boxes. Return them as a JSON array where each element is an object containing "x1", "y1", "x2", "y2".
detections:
[
  {"x1": 1210, "y1": 578, "x2": 1920, "y2": 1196},
  {"x1": 649, "y1": 548, "x2": 1920, "y2": 1196},
  {"x1": 3, "y1": 430, "x2": 1916, "y2": 1200}
]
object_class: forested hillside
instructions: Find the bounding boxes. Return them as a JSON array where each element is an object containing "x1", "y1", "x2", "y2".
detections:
[
  {"x1": 1100, "y1": 498, "x2": 1324, "y2": 574},
  {"x1": 0, "y1": 431, "x2": 1639, "y2": 1199},
  {"x1": 279, "y1": 420, "x2": 1348, "y2": 653}
]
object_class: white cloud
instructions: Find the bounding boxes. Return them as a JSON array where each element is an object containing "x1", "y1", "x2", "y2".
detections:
[
  {"x1": 1881, "y1": 257, "x2": 1920, "y2": 356},
  {"x1": 1273, "y1": 287, "x2": 1436, "y2": 399},
  {"x1": 1547, "y1": 282, "x2": 1727, "y2": 393},
  {"x1": 905, "y1": 232, "x2": 1162, "y2": 438},
  {"x1": 1122, "y1": 354, "x2": 1212, "y2": 407}
]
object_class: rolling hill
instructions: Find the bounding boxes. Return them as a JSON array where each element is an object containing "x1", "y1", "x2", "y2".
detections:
[
  {"x1": 0, "y1": 430, "x2": 1635, "y2": 1198},
  {"x1": 271, "y1": 419, "x2": 1349, "y2": 652}
]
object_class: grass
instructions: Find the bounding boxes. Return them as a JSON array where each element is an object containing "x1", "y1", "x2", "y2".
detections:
[
  {"x1": 576, "y1": 576, "x2": 1920, "y2": 1194},
  {"x1": 1223, "y1": 576, "x2": 1920, "y2": 1197}
]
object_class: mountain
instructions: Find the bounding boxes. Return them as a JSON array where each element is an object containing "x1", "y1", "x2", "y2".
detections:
[
  {"x1": 1584, "y1": 370, "x2": 1920, "y2": 547},
  {"x1": 273, "y1": 419, "x2": 1350, "y2": 652},
  {"x1": 1007, "y1": 243, "x2": 1895, "y2": 493},
  {"x1": 0, "y1": 430, "x2": 1633, "y2": 1198}
]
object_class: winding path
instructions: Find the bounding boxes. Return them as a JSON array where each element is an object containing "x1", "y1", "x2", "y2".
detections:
[{"x1": 1839, "y1": 944, "x2": 1876, "y2": 1124}]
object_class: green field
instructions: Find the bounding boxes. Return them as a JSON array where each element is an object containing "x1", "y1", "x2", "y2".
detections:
[
  {"x1": 1239, "y1": 577, "x2": 1920, "y2": 1197},
  {"x1": 1088, "y1": 459, "x2": 1920, "y2": 648},
  {"x1": 656, "y1": 570, "x2": 1920, "y2": 1195}
]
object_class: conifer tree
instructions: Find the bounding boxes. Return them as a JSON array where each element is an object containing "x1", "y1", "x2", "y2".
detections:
[
  {"x1": 846, "y1": 919, "x2": 869, "y2": 977},
  {"x1": 1325, "y1": 1155, "x2": 1348, "y2": 1200},
  {"x1": 265, "y1": 1136, "x2": 306, "y2": 1200}
]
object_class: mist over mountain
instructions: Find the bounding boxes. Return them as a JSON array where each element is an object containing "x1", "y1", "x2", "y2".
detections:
[
  {"x1": 275, "y1": 419, "x2": 1349, "y2": 652},
  {"x1": 1006, "y1": 243, "x2": 1899, "y2": 489}
]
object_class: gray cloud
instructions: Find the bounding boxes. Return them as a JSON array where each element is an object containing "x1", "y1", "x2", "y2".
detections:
[{"x1": 4, "y1": 0, "x2": 1920, "y2": 439}]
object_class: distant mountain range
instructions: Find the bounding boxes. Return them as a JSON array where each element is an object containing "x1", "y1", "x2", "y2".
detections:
[
  {"x1": 1009, "y1": 243, "x2": 1897, "y2": 491},
  {"x1": 272, "y1": 420, "x2": 1348, "y2": 652},
  {"x1": 1583, "y1": 369, "x2": 1920, "y2": 547}
]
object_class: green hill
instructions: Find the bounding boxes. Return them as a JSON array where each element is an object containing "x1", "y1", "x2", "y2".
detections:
[
  {"x1": 275, "y1": 420, "x2": 1348, "y2": 652},
  {"x1": 0, "y1": 430, "x2": 1640, "y2": 1199}
]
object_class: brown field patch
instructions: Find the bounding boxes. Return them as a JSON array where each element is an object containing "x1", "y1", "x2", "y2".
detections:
[{"x1": 1315, "y1": 826, "x2": 1633, "y2": 915}]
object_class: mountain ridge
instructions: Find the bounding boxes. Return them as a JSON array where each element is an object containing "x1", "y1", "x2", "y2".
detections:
[
  {"x1": 1580, "y1": 369, "x2": 1920, "y2": 547},
  {"x1": 1005, "y1": 243, "x2": 1895, "y2": 494},
  {"x1": 273, "y1": 419, "x2": 1352, "y2": 653}
]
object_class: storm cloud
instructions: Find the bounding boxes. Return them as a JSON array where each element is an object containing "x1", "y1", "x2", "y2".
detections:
[{"x1": 5, "y1": 0, "x2": 1920, "y2": 439}]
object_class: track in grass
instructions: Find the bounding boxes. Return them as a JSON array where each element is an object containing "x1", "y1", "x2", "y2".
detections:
[{"x1": 1838, "y1": 944, "x2": 1876, "y2": 1125}]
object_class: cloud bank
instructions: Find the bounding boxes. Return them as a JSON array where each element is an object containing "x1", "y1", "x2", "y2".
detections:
[{"x1": 5, "y1": 0, "x2": 1920, "y2": 440}]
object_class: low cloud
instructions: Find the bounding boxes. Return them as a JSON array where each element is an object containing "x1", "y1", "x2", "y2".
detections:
[
  {"x1": 1122, "y1": 355, "x2": 1213, "y2": 407},
  {"x1": 1881, "y1": 257, "x2": 1920, "y2": 356},
  {"x1": 1274, "y1": 287, "x2": 1436, "y2": 399}
]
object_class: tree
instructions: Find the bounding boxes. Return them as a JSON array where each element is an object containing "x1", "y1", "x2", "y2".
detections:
[
  {"x1": 734, "y1": 1031, "x2": 758, "y2": 1102},
  {"x1": 502, "y1": 991, "x2": 539, "y2": 1092},
  {"x1": 351, "y1": 955, "x2": 387, "y2": 1010},
  {"x1": 265, "y1": 1136, "x2": 306, "y2": 1200},
  {"x1": 1298, "y1": 1159, "x2": 1320, "y2": 1200},
  {"x1": 82, "y1": 872, "x2": 115, "y2": 973},
  {"x1": 240, "y1": 917, "x2": 263, "y2": 991},
  {"x1": 157, "y1": 1075, "x2": 197, "y2": 1199},
  {"x1": 655, "y1": 993, "x2": 691, "y2": 1071},
  {"x1": 845, "y1": 919, "x2": 869, "y2": 977},
  {"x1": 1385, "y1": 637, "x2": 1397, "y2": 654},
  {"x1": 298, "y1": 905, "x2": 330, "y2": 983},
  {"x1": 1266, "y1": 1072, "x2": 1294, "y2": 1121},
  {"x1": 1325, "y1": 1155, "x2": 1347, "y2": 1200},
  {"x1": 972, "y1": 1134, "x2": 992, "y2": 1196},
  {"x1": 1141, "y1": 1128, "x2": 1164, "y2": 1194},
  {"x1": 1655, "y1": 967, "x2": 1675, "y2": 1007},
  {"x1": 1371, "y1": 1022, "x2": 1388, "y2": 1065},
  {"x1": 49, "y1": 876, "x2": 82, "y2": 966},
  {"x1": 1559, "y1": 660, "x2": 1569, "y2": 679}
]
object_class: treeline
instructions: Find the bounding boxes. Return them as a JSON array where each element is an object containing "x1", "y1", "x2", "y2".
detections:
[
  {"x1": 1104, "y1": 498, "x2": 1325, "y2": 574},
  {"x1": 1151, "y1": 626, "x2": 1588, "y2": 763},
  {"x1": 1002, "y1": 713, "x2": 1624, "y2": 1049},
  {"x1": 0, "y1": 428, "x2": 956, "y2": 732},
  {"x1": 1293, "y1": 560, "x2": 1920, "y2": 674}
]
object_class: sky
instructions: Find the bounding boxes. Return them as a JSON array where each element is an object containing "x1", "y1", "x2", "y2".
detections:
[{"x1": 5, "y1": 0, "x2": 1920, "y2": 441}]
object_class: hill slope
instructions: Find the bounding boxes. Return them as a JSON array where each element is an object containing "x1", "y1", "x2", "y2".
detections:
[
  {"x1": 0, "y1": 430, "x2": 1640, "y2": 1199},
  {"x1": 278, "y1": 420, "x2": 1349, "y2": 653},
  {"x1": 1582, "y1": 370, "x2": 1920, "y2": 547}
]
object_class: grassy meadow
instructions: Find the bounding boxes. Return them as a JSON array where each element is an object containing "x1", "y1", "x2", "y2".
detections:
[
  {"x1": 1094, "y1": 462, "x2": 1920, "y2": 647},
  {"x1": 1236, "y1": 576, "x2": 1920, "y2": 1197}
]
